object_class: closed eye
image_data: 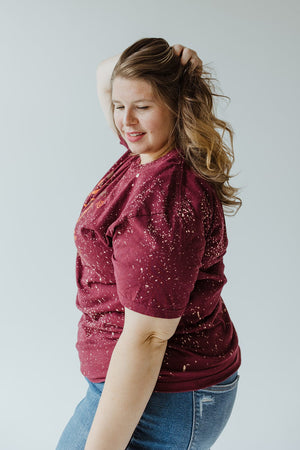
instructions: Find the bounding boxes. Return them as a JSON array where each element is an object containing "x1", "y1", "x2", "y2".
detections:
[{"x1": 113, "y1": 105, "x2": 149, "y2": 110}]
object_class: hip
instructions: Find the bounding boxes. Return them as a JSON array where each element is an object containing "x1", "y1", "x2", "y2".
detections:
[{"x1": 56, "y1": 371, "x2": 239, "y2": 450}]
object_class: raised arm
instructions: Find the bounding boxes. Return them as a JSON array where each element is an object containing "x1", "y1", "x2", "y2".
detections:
[{"x1": 96, "y1": 54, "x2": 121, "y2": 134}]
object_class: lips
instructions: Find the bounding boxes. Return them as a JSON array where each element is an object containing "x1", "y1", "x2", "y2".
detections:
[
  {"x1": 125, "y1": 132, "x2": 146, "y2": 143},
  {"x1": 126, "y1": 131, "x2": 144, "y2": 136}
]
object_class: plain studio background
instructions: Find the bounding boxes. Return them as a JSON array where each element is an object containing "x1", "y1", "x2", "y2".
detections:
[{"x1": 1, "y1": 0, "x2": 299, "y2": 448}]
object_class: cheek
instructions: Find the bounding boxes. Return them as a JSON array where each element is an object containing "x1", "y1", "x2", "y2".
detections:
[
  {"x1": 113, "y1": 112, "x2": 122, "y2": 130},
  {"x1": 145, "y1": 113, "x2": 167, "y2": 134},
  {"x1": 154, "y1": 109, "x2": 173, "y2": 134}
]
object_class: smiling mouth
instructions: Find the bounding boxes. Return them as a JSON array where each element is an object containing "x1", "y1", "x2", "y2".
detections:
[{"x1": 125, "y1": 132, "x2": 146, "y2": 142}]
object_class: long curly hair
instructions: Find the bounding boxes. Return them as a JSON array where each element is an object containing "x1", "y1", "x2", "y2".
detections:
[{"x1": 111, "y1": 37, "x2": 241, "y2": 215}]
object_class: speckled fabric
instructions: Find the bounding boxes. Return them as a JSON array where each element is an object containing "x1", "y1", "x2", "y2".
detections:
[{"x1": 74, "y1": 137, "x2": 241, "y2": 392}]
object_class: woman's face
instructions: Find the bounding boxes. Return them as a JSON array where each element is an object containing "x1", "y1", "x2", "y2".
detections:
[{"x1": 112, "y1": 77, "x2": 175, "y2": 165}]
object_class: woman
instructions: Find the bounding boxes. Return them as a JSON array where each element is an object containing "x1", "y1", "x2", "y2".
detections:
[{"x1": 56, "y1": 37, "x2": 241, "y2": 450}]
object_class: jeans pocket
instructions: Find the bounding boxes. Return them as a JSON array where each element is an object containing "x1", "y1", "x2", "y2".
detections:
[
  {"x1": 201, "y1": 372, "x2": 240, "y2": 393},
  {"x1": 188, "y1": 372, "x2": 239, "y2": 449}
]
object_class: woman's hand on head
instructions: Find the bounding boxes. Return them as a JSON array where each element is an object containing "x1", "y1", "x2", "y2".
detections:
[{"x1": 172, "y1": 44, "x2": 202, "y2": 71}]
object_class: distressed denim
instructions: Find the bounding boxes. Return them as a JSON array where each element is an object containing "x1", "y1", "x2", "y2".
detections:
[{"x1": 56, "y1": 371, "x2": 239, "y2": 450}]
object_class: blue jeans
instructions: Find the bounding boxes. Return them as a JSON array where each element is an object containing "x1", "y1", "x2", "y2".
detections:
[{"x1": 56, "y1": 371, "x2": 239, "y2": 450}]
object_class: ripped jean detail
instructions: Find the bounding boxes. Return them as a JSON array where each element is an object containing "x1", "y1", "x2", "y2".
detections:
[{"x1": 187, "y1": 372, "x2": 240, "y2": 450}]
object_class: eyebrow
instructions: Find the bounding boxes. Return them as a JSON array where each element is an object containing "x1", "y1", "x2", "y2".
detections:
[{"x1": 112, "y1": 99, "x2": 155, "y2": 104}]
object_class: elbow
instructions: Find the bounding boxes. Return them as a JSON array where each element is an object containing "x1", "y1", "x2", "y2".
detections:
[{"x1": 144, "y1": 332, "x2": 170, "y2": 347}]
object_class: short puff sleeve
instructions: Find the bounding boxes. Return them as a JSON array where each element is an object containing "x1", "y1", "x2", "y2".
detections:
[{"x1": 111, "y1": 212, "x2": 205, "y2": 318}]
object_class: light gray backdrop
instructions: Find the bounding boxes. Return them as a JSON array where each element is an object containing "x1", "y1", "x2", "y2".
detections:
[{"x1": 1, "y1": 0, "x2": 299, "y2": 448}]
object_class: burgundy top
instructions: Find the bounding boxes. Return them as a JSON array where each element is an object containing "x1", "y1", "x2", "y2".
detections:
[{"x1": 74, "y1": 136, "x2": 241, "y2": 392}]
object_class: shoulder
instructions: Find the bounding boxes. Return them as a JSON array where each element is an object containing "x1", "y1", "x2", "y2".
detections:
[
  {"x1": 182, "y1": 159, "x2": 224, "y2": 220},
  {"x1": 123, "y1": 151, "x2": 217, "y2": 235},
  {"x1": 136, "y1": 150, "x2": 220, "y2": 217},
  {"x1": 116, "y1": 141, "x2": 224, "y2": 230},
  {"x1": 117, "y1": 135, "x2": 215, "y2": 211}
]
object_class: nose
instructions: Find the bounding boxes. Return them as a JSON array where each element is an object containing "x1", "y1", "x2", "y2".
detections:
[{"x1": 123, "y1": 108, "x2": 138, "y2": 126}]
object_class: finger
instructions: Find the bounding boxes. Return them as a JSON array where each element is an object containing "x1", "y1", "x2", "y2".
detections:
[
  {"x1": 172, "y1": 45, "x2": 202, "y2": 70},
  {"x1": 172, "y1": 44, "x2": 184, "y2": 56},
  {"x1": 180, "y1": 48, "x2": 200, "y2": 65},
  {"x1": 190, "y1": 56, "x2": 203, "y2": 71}
]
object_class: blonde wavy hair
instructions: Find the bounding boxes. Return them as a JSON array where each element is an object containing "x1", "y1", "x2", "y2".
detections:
[{"x1": 111, "y1": 37, "x2": 241, "y2": 215}]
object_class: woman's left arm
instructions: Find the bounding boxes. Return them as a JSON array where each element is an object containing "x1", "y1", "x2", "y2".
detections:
[{"x1": 84, "y1": 307, "x2": 181, "y2": 450}]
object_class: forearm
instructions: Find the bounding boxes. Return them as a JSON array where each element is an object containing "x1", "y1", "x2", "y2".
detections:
[
  {"x1": 96, "y1": 53, "x2": 121, "y2": 95},
  {"x1": 96, "y1": 54, "x2": 120, "y2": 130},
  {"x1": 84, "y1": 332, "x2": 167, "y2": 450}
]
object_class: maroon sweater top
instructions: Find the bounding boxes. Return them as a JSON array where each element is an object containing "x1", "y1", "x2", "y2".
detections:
[{"x1": 74, "y1": 137, "x2": 241, "y2": 392}]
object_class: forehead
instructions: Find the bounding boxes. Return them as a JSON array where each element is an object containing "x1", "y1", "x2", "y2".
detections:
[{"x1": 112, "y1": 77, "x2": 155, "y2": 102}]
